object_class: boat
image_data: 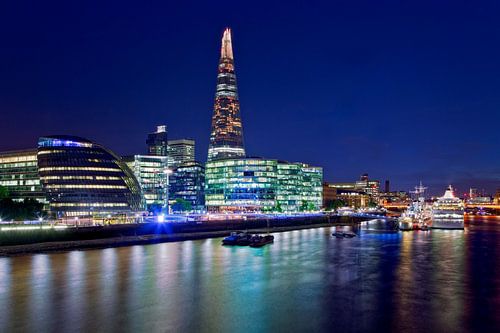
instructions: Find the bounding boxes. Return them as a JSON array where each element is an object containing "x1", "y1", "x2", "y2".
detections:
[
  {"x1": 332, "y1": 231, "x2": 345, "y2": 238},
  {"x1": 398, "y1": 182, "x2": 432, "y2": 231},
  {"x1": 222, "y1": 231, "x2": 251, "y2": 246},
  {"x1": 332, "y1": 231, "x2": 357, "y2": 238},
  {"x1": 343, "y1": 232, "x2": 356, "y2": 238},
  {"x1": 249, "y1": 235, "x2": 275, "y2": 247},
  {"x1": 431, "y1": 185, "x2": 464, "y2": 229}
]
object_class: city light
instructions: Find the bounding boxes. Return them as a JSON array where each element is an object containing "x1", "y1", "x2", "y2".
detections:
[{"x1": 158, "y1": 214, "x2": 165, "y2": 223}]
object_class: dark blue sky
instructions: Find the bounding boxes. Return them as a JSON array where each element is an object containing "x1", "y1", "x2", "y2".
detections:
[{"x1": 1, "y1": 0, "x2": 499, "y2": 195}]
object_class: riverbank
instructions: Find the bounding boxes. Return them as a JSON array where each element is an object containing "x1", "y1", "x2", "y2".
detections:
[{"x1": 0, "y1": 222, "x2": 346, "y2": 256}]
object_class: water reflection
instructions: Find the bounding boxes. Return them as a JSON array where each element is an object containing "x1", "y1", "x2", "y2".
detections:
[{"x1": 0, "y1": 219, "x2": 499, "y2": 332}]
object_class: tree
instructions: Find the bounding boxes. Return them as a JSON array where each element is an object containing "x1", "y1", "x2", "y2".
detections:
[
  {"x1": 0, "y1": 186, "x2": 8, "y2": 200},
  {"x1": 0, "y1": 198, "x2": 44, "y2": 221},
  {"x1": 300, "y1": 200, "x2": 309, "y2": 212},
  {"x1": 172, "y1": 198, "x2": 192, "y2": 212}
]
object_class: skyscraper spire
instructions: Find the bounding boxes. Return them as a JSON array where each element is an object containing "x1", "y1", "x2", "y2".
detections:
[
  {"x1": 207, "y1": 28, "x2": 245, "y2": 161},
  {"x1": 221, "y1": 28, "x2": 233, "y2": 60}
]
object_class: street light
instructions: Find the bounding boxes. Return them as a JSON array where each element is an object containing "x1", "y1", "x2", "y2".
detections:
[{"x1": 164, "y1": 168, "x2": 173, "y2": 215}]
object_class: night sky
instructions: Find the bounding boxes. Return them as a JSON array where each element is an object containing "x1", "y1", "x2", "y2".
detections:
[{"x1": 1, "y1": 1, "x2": 499, "y2": 195}]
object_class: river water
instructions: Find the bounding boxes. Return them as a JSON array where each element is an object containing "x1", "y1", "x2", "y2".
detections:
[{"x1": 1, "y1": 218, "x2": 499, "y2": 333}]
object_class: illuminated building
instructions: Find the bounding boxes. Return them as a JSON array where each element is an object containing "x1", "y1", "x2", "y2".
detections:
[
  {"x1": 205, "y1": 158, "x2": 322, "y2": 212},
  {"x1": 0, "y1": 149, "x2": 46, "y2": 203},
  {"x1": 355, "y1": 174, "x2": 380, "y2": 201},
  {"x1": 124, "y1": 155, "x2": 168, "y2": 209},
  {"x1": 37, "y1": 136, "x2": 143, "y2": 217},
  {"x1": 167, "y1": 139, "x2": 195, "y2": 168},
  {"x1": 323, "y1": 182, "x2": 371, "y2": 208},
  {"x1": 495, "y1": 189, "x2": 500, "y2": 205},
  {"x1": 277, "y1": 162, "x2": 322, "y2": 211},
  {"x1": 169, "y1": 162, "x2": 205, "y2": 212},
  {"x1": 146, "y1": 125, "x2": 168, "y2": 156},
  {"x1": 207, "y1": 28, "x2": 245, "y2": 161}
]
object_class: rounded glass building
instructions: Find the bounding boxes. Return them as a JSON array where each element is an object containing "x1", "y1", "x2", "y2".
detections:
[{"x1": 37, "y1": 136, "x2": 143, "y2": 217}]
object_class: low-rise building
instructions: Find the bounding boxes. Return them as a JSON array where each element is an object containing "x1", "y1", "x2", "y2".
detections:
[
  {"x1": 205, "y1": 158, "x2": 322, "y2": 212},
  {"x1": 322, "y1": 182, "x2": 370, "y2": 209},
  {"x1": 0, "y1": 149, "x2": 46, "y2": 203}
]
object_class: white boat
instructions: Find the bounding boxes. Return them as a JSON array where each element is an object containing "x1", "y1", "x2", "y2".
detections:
[{"x1": 431, "y1": 185, "x2": 464, "y2": 229}]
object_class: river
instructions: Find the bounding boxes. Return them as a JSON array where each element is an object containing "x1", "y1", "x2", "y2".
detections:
[{"x1": 1, "y1": 218, "x2": 499, "y2": 332}]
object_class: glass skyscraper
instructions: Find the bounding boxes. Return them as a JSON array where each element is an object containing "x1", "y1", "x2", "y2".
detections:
[
  {"x1": 124, "y1": 155, "x2": 168, "y2": 209},
  {"x1": 207, "y1": 28, "x2": 245, "y2": 161},
  {"x1": 146, "y1": 125, "x2": 168, "y2": 157},
  {"x1": 167, "y1": 139, "x2": 195, "y2": 168}
]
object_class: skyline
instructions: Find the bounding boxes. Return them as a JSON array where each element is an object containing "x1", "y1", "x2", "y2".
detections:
[{"x1": 1, "y1": 1, "x2": 499, "y2": 194}]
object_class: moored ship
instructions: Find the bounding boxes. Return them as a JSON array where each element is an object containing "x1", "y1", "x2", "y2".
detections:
[
  {"x1": 398, "y1": 182, "x2": 431, "y2": 231},
  {"x1": 431, "y1": 185, "x2": 464, "y2": 229}
]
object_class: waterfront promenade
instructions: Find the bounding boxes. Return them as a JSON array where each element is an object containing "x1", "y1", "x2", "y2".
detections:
[{"x1": 0, "y1": 214, "x2": 382, "y2": 256}]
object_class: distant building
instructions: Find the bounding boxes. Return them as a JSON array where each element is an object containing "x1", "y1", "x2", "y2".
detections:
[
  {"x1": 170, "y1": 162, "x2": 205, "y2": 212},
  {"x1": 205, "y1": 158, "x2": 322, "y2": 212},
  {"x1": 336, "y1": 189, "x2": 370, "y2": 208},
  {"x1": 379, "y1": 191, "x2": 409, "y2": 203},
  {"x1": 167, "y1": 139, "x2": 195, "y2": 168},
  {"x1": 124, "y1": 155, "x2": 168, "y2": 209},
  {"x1": 355, "y1": 174, "x2": 380, "y2": 201},
  {"x1": 146, "y1": 125, "x2": 168, "y2": 156},
  {"x1": 322, "y1": 182, "x2": 370, "y2": 209},
  {"x1": 207, "y1": 28, "x2": 246, "y2": 161},
  {"x1": 495, "y1": 189, "x2": 500, "y2": 205},
  {"x1": 37, "y1": 136, "x2": 143, "y2": 217},
  {"x1": 322, "y1": 183, "x2": 337, "y2": 209},
  {"x1": 0, "y1": 149, "x2": 46, "y2": 203},
  {"x1": 385, "y1": 180, "x2": 390, "y2": 193}
]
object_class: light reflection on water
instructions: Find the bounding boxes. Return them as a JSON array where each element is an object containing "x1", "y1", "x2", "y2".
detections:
[{"x1": 0, "y1": 219, "x2": 499, "y2": 332}]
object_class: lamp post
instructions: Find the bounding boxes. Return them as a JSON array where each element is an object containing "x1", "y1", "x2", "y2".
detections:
[{"x1": 164, "y1": 168, "x2": 173, "y2": 215}]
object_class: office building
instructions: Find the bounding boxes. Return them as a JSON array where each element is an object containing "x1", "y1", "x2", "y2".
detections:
[
  {"x1": 169, "y1": 162, "x2": 205, "y2": 212},
  {"x1": 355, "y1": 174, "x2": 380, "y2": 201},
  {"x1": 37, "y1": 135, "x2": 143, "y2": 217},
  {"x1": 0, "y1": 149, "x2": 46, "y2": 203},
  {"x1": 167, "y1": 139, "x2": 195, "y2": 168},
  {"x1": 205, "y1": 158, "x2": 322, "y2": 212},
  {"x1": 146, "y1": 125, "x2": 168, "y2": 156},
  {"x1": 124, "y1": 155, "x2": 168, "y2": 209},
  {"x1": 207, "y1": 28, "x2": 245, "y2": 161}
]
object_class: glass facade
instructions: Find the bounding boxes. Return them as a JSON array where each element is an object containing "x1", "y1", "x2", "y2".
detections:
[
  {"x1": 0, "y1": 149, "x2": 46, "y2": 203},
  {"x1": 37, "y1": 136, "x2": 143, "y2": 217},
  {"x1": 277, "y1": 164, "x2": 323, "y2": 212},
  {"x1": 170, "y1": 162, "x2": 205, "y2": 212},
  {"x1": 167, "y1": 139, "x2": 195, "y2": 168},
  {"x1": 205, "y1": 158, "x2": 322, "y2": 212},
  {"x1": 124, "y1": 155, "x2": 168, "y2": 209},
  {"x1": 146, "y1": 125, "x2": 168, "y2": 156},
  {"x1": 207, "y1": 28, "x2": 246, "y2": 161}
]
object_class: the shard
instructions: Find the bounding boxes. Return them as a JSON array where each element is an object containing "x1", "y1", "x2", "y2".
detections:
[{"x1": 207, "y1": 28, "x2": 245, "y2": 161}]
